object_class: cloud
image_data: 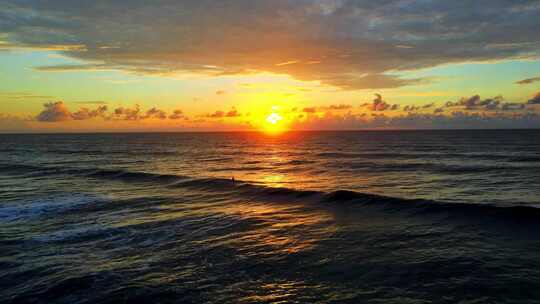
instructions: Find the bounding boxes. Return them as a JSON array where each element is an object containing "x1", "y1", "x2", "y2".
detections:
[
  {"x1": 403, "y1": 105, "x2": 420, "y2": 112},
  {"x1": 368, "y1": 94, "x2": 391, "y2": 111},
  {"x1": 226, "y1": 107, "x2": 241, "y2": 117},
  {"x1": 169, "y1": 109, "x2": 186, "y2": 120},
  {"x1": 516, "y1": 77, "x2": 540, "y2": 85},
  {"x1": 325, "y1": 104, "x2": 352, "y2": 110},
  {"x1": 215, "y1": 90, "x2": 226, "y2": 95},
  {"x1": 144, "y1": 107, "x2": 167, "y2": 120},
  {"x1": 445, "y1": 95, "x2": 504, "y2": 110},
  {"x1": 0, "y1": 92, "x2": 53, "y2": 100},
  {"x1": 303, "y1": 107, "x2": 317, "y2": 113},
  {"x1": 36, "y1": 102, "x2": 73, "y2": 122},
  {"x1": 109, "y1": 105, "x2": 168, "y2": 120},
  {"x1": 33, "y1": 64, "x2": 111, "y2": 72},
  {"x1": 72, "y1": 105, "x2": 108, "y2": 120},
  {"x1": 528, "y1": 92, "x2": 540, "y2": 104},
  {"x1": 206, "y1": 108, "x2": 241, "y2": 118},
  {"x1": 207, "y1": 111, "x2": 225, "y2": 118},
  {"x1": 362, "y1": 94, "x2": 401, "y2": 111},
  {"x1": 36, "y1": 101, "x2": 109, "y2": 122},
  {"x1": 292, "y1": 110, "x2": 540, "y2": 130},
  {"x1": 3, "y1": 1, "x2": 540, "y2": 90},
  {"x1": 111, "y1": 105, "x2": 141, "y2": 121},
  {"x1": 34, "y1": 102, "x2": 189, "y2": 123}
]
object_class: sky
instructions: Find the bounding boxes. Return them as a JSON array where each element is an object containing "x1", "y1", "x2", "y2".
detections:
[{"x1": 1, "y1": 0, "x2": 540, "y2": 132}]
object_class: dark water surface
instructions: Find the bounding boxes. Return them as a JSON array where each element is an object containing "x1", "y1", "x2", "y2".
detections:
[{"x1": 1, "y1": 130, "x2": 540, "y2": 303}]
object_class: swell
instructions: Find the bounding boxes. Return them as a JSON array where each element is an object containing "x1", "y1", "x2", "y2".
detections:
[
  {"x1": 344, "y1": 161, "x2": 536, "y2": 174},
  {"x1": 315, "y1": 151, "x2": 540, "y2": 163},
  {"x1": 2, "y1": 162, "x2": 540, "y2": 222},
  {"x1": 0, "y1": 163, "x2": 189, "y2": 184}
]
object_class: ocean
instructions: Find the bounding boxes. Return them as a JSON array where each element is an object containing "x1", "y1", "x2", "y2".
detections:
[{"x1": 1, "y1": 130, "x2": 540, "y2": 303}]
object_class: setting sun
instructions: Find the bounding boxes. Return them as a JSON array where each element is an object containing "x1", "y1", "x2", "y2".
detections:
[
  {"x1": 266, "y1": 113, "x2": 282, "y2": 125},
  {"x1": 264, "y1": 112, "x2": 286, "y2": 133}
]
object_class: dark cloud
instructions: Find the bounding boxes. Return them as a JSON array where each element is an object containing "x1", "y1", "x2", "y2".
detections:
[
  {"x1": 516, "y1": 77, "x2": 540, "y2": 85},
  {"x1": 72, "y1": 105, "x2": 108, "y2": 120},
  {"x1": 111, "y1": 105, "x2": 141, "y2": 121},
  {"x1": 293, "y1": 110, "x2": 540, "y2": 130},
  {"x1": 110, "y1": 106, "x2": 170, "y2": 120},
  {"x1": 144, "y1": 107, "x2": 167, "y2": 120},
  {"x1": 528, "y1": 92, "x2": 540, "y2": 104},
  {"x1": 169, "y1": 110, "x2": 186, "y2": 120},
  {"x1": 36, "y1": 101, "x2": 108, "y2": 122},
  {"x1": 445, "y1": 95, "x2": 503, "y2": 110},
  {"x1": 3, "y1": 1, "x2": 540, "y2": 90},
  {"x1": 368, "y1": 94, "x2": 390, "y2": 111},
  {"x1": 35, "y1": 102, "x2": 189, "y2": 122},
  {"x1": 206, "y1": 108, "x2": 241, "y2": 118},
  {"x1": 403, "y1": 105, "x2": 420, "y2": 112},
  {"x1": 363, "y1": 94, "x2": 401, "y2": 111},
  {"x1": 36, "y1": 102, "x2": 74, "y2": 122}
]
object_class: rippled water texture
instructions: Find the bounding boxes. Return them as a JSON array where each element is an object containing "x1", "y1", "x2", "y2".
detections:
[{"x1": 1, "y1": 130, "x2": 540, "y2": 303}]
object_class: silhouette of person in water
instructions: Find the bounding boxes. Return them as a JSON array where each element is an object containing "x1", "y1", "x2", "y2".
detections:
[{"x1": 231, "y1": 176, "x2": 235, "y2": 184}]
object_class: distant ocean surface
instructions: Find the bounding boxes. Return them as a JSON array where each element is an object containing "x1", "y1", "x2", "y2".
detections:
[{"x1": 1, "y1": 130, "x2": 540, "y2": 303}]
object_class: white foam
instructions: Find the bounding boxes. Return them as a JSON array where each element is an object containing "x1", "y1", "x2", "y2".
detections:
[{"x1": 0, "y1": 193, "x2": 102, "y2": 222}]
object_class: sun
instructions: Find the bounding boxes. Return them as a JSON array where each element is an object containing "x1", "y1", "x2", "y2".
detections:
[
  {"x1": 266, "y1": 113, "x2": 282, "y2": 125},
  {"x1": 264, "y1": 112, "x2": 286, "y2": 134}
]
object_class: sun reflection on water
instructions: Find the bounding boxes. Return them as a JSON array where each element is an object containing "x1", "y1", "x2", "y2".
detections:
[{"x1": 218, "y1": 201, "x2": 336, "y2": 255}]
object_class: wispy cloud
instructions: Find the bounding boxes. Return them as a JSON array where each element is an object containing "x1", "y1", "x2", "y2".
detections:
[
  {"x1": 275, "y1": 60, "x2": 300, "y2": 67},
  {"x1": 0, "y1": 92, "x2": 53, "y2": 100},
  {"x1": 516, "y1": 76, "x2": 540, "y2": 85}
]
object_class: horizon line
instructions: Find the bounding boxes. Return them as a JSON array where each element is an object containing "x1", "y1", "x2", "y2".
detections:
[{"x1": 1, "y1": 128, "x2": 540, "y2": 135}]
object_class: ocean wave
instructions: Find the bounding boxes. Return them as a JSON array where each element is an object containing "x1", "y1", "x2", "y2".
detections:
[
  {"x1": 315, "y1": 151, "x2": 540, "y2": 163},
  {"x1": 0, "y1": 193, "x2": 103, "y2": 222},
  {"x1": 344, "y1": 161, "x2": 536, "y2": 174},
  {"x1": 3, "y1": 163, "x2": 540, "y2": 221}
]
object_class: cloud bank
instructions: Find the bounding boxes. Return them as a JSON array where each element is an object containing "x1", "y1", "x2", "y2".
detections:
[
  {"x1": 1, "y1": 91, "x2": 537, "y2": 131},
  {"x1": 2, "y1": 1, "x2": 540, "y2": 90},
  {"x1": 35, "y1": 102, "x2": 186, "y2": 122}
]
